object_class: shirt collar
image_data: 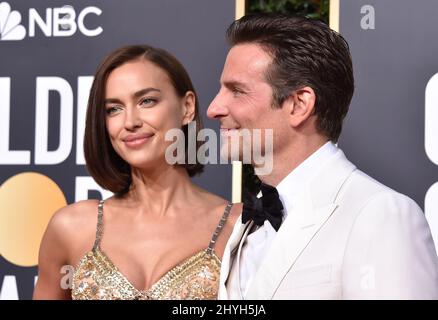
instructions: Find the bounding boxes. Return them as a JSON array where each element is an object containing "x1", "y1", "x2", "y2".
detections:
[{"x1": 275, "y1": 141, "x2": 338, "y2": 218}]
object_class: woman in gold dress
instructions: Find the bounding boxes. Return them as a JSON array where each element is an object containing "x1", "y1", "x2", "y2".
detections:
[{"x1": 33, "y1": 45, "x2": 240, "y2": 300}]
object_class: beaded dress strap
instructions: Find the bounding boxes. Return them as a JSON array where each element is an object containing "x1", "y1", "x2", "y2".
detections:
[
  {"x1": 92, "y1": 200, "x2": 105, "y2": 251},
  {"x1": 206, "y1": 203, "x2": 233, "y2": 255}
]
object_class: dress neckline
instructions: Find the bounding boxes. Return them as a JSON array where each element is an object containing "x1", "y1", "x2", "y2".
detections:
[
  {"x1": 92, "y1": 246, "x2": 220, "y2": 295},
  {"x1": 74, "y1": 199, "x2": 232, "y2": 298}
]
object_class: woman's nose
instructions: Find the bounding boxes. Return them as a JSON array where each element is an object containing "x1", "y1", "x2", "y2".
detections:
[{"x1": 124, "y1": 108, "x2": 142, "y2": 130}]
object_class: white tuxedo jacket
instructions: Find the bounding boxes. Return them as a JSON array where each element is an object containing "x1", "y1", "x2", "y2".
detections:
[{"x1": 219, "y1": 149, "x2": 438, "y2": 299}]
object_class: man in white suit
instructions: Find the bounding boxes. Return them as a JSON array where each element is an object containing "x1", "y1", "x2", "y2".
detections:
[{"x1": 207, "y1": 13, "x2": 438, "y2": 299}]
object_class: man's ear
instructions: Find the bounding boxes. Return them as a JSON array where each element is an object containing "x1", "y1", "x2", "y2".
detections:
[
  {"x1": 283, "y1": 86, "x2": 316, "y2": 128},
  {"x1": 182, "y1": 91, "x2": 196, "y2": 125}
]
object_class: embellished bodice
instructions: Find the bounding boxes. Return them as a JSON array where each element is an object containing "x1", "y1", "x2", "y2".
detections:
[{"x1": 71, "y1": 200, "x2": 232, "y2": 300}]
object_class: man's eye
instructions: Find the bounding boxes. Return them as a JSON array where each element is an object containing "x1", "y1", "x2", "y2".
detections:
[{"x1": 232, "y1": 87, "x2": 244, "y2": 95}]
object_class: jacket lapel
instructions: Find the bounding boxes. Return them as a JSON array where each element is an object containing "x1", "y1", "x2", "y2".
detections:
[
  {"x1": 245, "y1": 192, "x2": 338, "y2": 299},
  {"x1": 245, "y1": 149, "x2": 356, "y2": 299},
  {"x1": 218, "y1": 216, "x2": 251, "y2": 299},
  {"x1": 227, "y1": 221, "x2": 254, "y2": 299}
]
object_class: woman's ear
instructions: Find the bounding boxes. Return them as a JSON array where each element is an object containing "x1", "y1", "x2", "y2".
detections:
[
  {"x1": 283, "y1": 86, "x2": 316, "y2": 128},
  {"x1": 182, "y1": 91, "x2": 196, "y2": 125}
]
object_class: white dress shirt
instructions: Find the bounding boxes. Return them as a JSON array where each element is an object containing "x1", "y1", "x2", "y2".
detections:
[{"x1": 239, "y1": 141, "x2": 338, "y2": 298}]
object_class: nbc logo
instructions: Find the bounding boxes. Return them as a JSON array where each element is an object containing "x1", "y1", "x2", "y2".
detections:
[
  {"x1": 0, "y1": 1, "x2": 102, "y2": 40},
  {"x1": 0, "y1": 2, "x2": 26, "y2": 40}
]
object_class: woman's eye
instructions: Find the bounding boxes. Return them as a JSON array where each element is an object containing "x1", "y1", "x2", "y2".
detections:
[
  {"x1": 140, "y1": 98, "x2": 156, "y2": 107},
  {"x1": 105, "y1": 105, "x2": 122, "y2": 115}
]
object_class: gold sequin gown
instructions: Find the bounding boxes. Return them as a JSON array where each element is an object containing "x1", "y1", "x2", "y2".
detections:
[{"x1": 71, "y1": 200, "x2": 232, "y2": 300}]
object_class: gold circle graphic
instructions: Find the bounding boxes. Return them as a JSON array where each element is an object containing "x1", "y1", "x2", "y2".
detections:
[{"x1": 0, "y1": 172, "x2": 67, "y2": 267}]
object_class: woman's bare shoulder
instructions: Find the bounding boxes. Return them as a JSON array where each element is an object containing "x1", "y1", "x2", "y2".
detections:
[
  {"x1": 42, "y1": 200, "x2": 101, "y2": 259},
  {"x1": 49, "y1": 200, "x2": 100, "y2": 232},
  {"x1": 202, "y1": 191, "x2": 242, "y2": 228},
  {"x1": 34, "y1": 200, "x2": 101, "y2": 299},
  {"x1": 227, "y1": 202, "x2": 242, "y2": 227},
  {"x1": 205, "y1": 200, "x2": 242, "y2": 259},
  {"x1": 208, "y1": 201, "x2": 241, "y2": 238}
]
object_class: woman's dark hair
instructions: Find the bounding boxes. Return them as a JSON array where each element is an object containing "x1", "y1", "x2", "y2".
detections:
[
  {"x1": 84, "y1": 45, "x2": 204, "y2": 195},
  {"x1": 226, "y1": 13, "x2": 355, "y2": 142}
]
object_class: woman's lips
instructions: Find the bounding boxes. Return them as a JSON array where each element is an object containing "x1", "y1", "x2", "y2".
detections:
[{"x1": 123, "y1": 133, "x2": 154, "y2": 148}]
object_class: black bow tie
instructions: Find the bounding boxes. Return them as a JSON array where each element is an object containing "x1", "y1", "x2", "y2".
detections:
[{"x1": 242, "y1": 183, "x2": 284, "y2": 231}]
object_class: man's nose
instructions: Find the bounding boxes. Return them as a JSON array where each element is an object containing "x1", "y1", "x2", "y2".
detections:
[{"x1": 207, "y1": 91, "x2": 228, "y2": 119}]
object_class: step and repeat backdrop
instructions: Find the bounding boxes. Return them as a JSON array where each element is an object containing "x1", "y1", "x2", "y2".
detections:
[
  {"x1": 1, "y1": 0, "x2": 437, "y2": 300},
  {"x1": 0, "y1": 0, "x2": 234, "y2": 299},
  {"x1": 337, "y1": 0, "x2": 438, "y2": 251}
]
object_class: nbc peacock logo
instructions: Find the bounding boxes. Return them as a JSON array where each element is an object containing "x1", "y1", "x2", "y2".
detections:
[{"x1": 0, "y1": 2, "x2": 26, "y2": 40}]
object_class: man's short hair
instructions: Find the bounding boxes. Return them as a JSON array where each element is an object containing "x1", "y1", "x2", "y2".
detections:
[{"x1": 226, "y1": 13, "x2": 354, "y2": 142}]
